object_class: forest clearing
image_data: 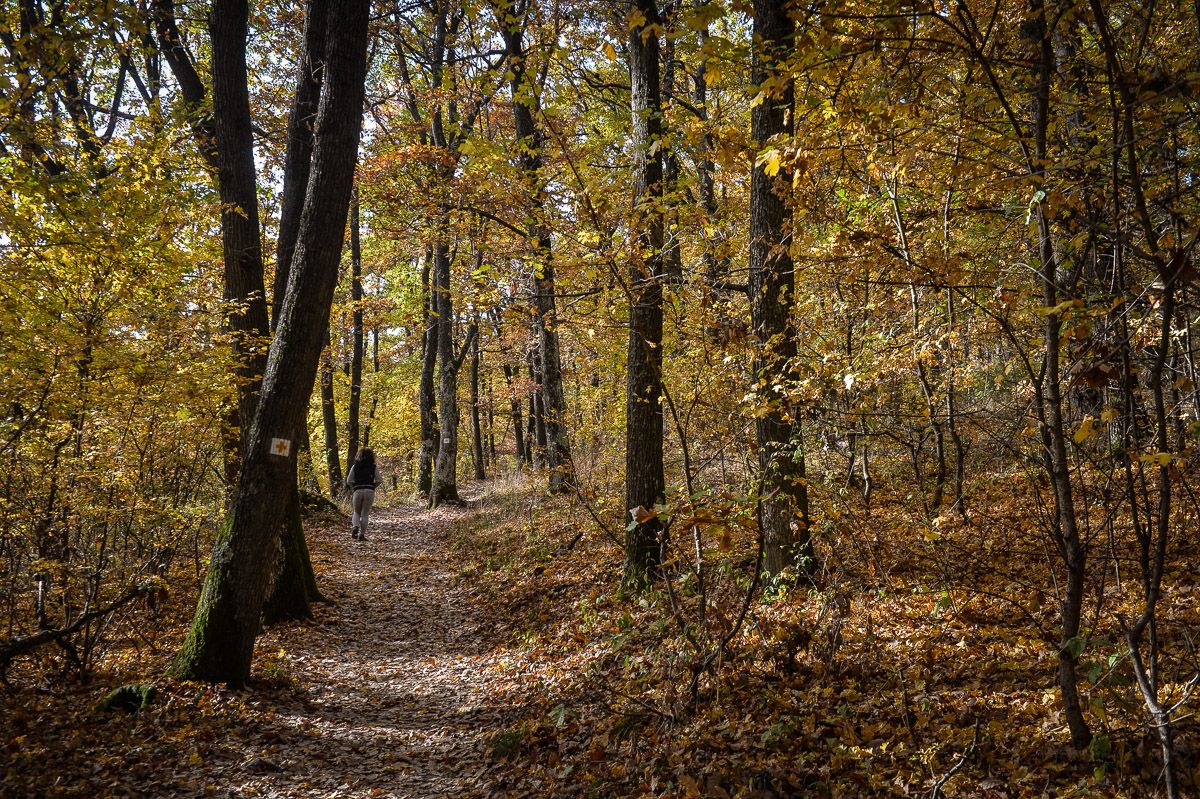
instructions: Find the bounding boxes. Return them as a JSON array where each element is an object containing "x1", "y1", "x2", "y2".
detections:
[{"x1": 2, "y1": 0, "x2": 1200, "y2": 796}]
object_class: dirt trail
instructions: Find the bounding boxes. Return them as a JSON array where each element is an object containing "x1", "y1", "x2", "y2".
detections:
[{"x1": 234, "y1": 492, "x2": 509, "y2": 798}]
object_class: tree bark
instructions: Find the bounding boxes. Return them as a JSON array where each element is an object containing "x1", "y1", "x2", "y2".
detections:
[
  {"x1": 749, "y1": 0, "x2": 813, "y2": 578},
  {"x1": 264, "y1": 0, "x2": 330, "y2": 621},
  {"x1": 470, "y1": 320, "x2": 486, "y2": 480},
  {"x1": 429, "y1": 234, "x2": 463, "y2": 506},
  {"x1": 624, "y1": 0, "x2": 666, "y2": 589},
  {"x1": 346, "y1": 190, "x2": 364, "y2": 472},
  {"x1": 660, "y1": 2, "x2": 683, "y2": 283},
  {"x1": 208, "y1": 0, "x2": 271, "y2": 485},
  {"x1": 500, "y1": 4, "x2": 574, "y2": 493},
  {"x1": 364, "y1": 329, "x2": 379, "y2": 448},
  {"x1": 693, "y1": 22, "x2": 725, "y2": 293},
  {"x1": 529, "y1": 348, "x2": 548, "y2": 467},
  {"x1": 320, "y1": 333, "x2": 342, "y2": 497},
  {"x1": 168, "y1": 0, "x2": 370, "y2": 686},
  {"x1": 501, "y1": 362, "x2": 527, "y2": 467},
  {"x1": 1029, "y1": 0, "x2": 1090, "y2": 749},
  {"x1": 417, "y1": 247, "x2": 438, "y2": 495}
]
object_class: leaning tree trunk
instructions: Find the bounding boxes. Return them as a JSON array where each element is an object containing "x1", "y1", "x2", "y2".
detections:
[
  {"x1": 168, "y1": 0, "x2": 369, "y2": 686},
  {"x1": 624, "y1": 0, "x2": 666, "y2": 589},
  {"x1": 749, "y1": 0, "x2": 812, "y2": 579},
  {"x1": 264, "y1": 0, "x2": 330, "y2": 622}
]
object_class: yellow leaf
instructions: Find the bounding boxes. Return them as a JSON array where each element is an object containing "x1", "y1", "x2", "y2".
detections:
[
  {"x1": 704, "y1": 60, "x2": 722, "y2": 86},
  {"x1": 758, "y1": 148, "x2": 782, "y2": 177},
  {"x1": 1035, "y1": 299, "x2": 1084, "y2": 317},
  {"x1": 1139, "y1": 452, "x2": 1173, "y2": 467},
  {"x1": 602, "y1": 42, "x2": 617, "y2": 62},
  {"x1": 1073, "y1": 415, "x2": 1096, "y2": 444}
]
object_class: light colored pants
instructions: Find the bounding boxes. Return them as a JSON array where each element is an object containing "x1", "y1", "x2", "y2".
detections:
[{"x1": 351, "y1": 489, "x2": 375, "y2": 535}]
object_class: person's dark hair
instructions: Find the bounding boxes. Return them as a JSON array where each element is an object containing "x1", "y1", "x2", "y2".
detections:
[{"x1": 355, "y1": 448, "x2": 375, "y2": 469}]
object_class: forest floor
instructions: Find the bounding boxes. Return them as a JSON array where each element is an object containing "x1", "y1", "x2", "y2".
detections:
[
  {"x1": 4, "y1": 473, "x2": 1199, "y2": 798},
  {"x1": 2, "y1": 482, "x2": 529, "y2": 798}
]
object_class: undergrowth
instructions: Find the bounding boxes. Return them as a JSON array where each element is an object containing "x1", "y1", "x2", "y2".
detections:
[{"x1": 453, "y1": 472, "x2": 1200, "y2": 798}]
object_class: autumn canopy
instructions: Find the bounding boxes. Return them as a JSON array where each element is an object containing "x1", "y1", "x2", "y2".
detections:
[{"x1": 1, "y1": 0, "x2": 1199, "y2": 796}]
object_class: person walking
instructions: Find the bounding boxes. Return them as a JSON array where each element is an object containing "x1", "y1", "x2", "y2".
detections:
[{"x1": 345, "y1": 447, "x2": 380, "y2": 540}]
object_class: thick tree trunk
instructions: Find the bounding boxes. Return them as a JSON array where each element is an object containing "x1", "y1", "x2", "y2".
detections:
[
  {"x1": 271, "y1": 0, "x2": 327, "y2": 324},
  {"x1": 209, "y1": 0, "x2": 271, "y2": 484},
  {"x1": 624, "y1": 0, "x2": 666, "y2": 588},
  {"x1": 417, "y1": 248, "x2": 438, "y2": 495},
  {"x1": 168, "y1": 0, "x2": 369, "y2": 687},
  {"x1": 261, "y1": 486, "x2": 315, "y2": 624},
  {"x1": 264, "y1": 0, "x2": 330, "y2": 622},
  {"x1": 749, "y1": 0, "x2": 812, "y2": 579},
  {"x1": 345, "y1": 191, "x2": 364, "y2": 472},
  {"x1": 501, "y1": 9, "x2": 574, "y2": 493}
]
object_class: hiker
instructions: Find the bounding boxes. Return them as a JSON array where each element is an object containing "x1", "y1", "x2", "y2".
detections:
[{"x1": 345, "y1": 447, "x2": 381, "y2": 540}]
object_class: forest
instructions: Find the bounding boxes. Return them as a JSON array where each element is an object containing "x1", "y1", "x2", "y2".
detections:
[{"x1": 1, "y1": 0, "x2": 1199, "y2": 796}]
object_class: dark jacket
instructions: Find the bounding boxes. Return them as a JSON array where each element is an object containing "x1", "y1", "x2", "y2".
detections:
[{"x1": 345, "y1": 463, "x2": 379, "y2": 491}]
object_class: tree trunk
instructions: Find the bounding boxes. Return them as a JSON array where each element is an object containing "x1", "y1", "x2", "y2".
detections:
[
  {"x1": 364, "y1": 329, "x2": 379, "y2": 447},
  {"x1": 261, "y1": 486, "x2": 316, "y2": 625},
  {"x1": 168, "y1": 0, "x2": 370, "y2": 687},
  {"x1": 417, "y1": 247, "x2": 438, "y2": 496},
  {"x1": 500, "y1": 11, "x2": 575, "y2": 494},
  {"x1": 271, "y1": 0, "x2": 327, "y2": 325},
  {"x1": 529, "y1": 349, "x2": 548, "y2": 468},
  {"x1": 660, "y1": 3, "x2": 683, "y2": 284},
  {"x1": 429, "y1": 234, "x2": 463, "y2": 506},
  {"x1": 470, "y1": 320, "x2": 486, "y2": 481},
  {"x1": 749, "y1": 0, "x2": 812, "y2": 579},
  {"x1": 527, "y1": 392, "x2": 539, "y2": 467},
  {"x1": 345, "y1": 190, "x2": 364, "y2": 472},
  {"x1": 624, "y1": 0, "x2": 666, "y2": 589},
  {"x1": 209, "y1": 0, "x2": 271, "y2": 485},
  {"x1": 693, "y1": 22, "x2": 725, "y2": 293},
  {"x1": 1030, "y1": 0, "x2": 1091, "y2": 749},
  {"x1": 501, "y1": 362, "x2": 527, "y2": 467},
  {"x1": 320, "y1": 333, "x2": 342, "y2": 497},
  {"x1": 264, "y1": 0, "x2": 330, "y2": 622},
  {"x1": 486, "y1": 367, "x2": 497, "y2": 463}
]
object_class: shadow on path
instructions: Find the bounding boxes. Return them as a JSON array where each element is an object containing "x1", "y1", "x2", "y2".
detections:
[{"x1": 229, "y1": 489, "x2": 513, "y2": 799}]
